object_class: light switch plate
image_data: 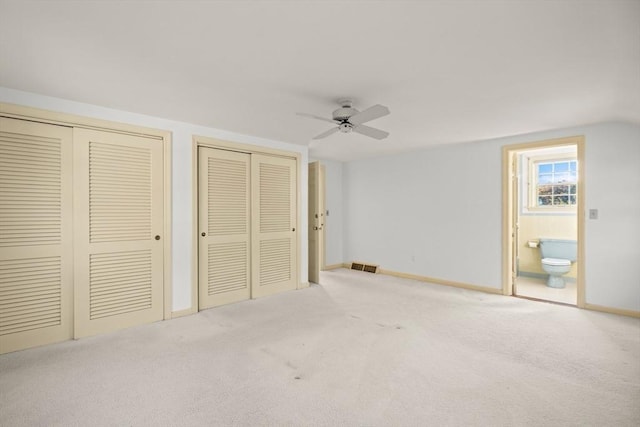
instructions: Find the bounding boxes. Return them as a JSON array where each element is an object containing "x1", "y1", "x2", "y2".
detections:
[{"x1": 589, "y1": 209, "x2": 598, "y2": 220}]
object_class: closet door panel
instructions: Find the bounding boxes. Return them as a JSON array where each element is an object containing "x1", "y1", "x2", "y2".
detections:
[
  {"x1": 198, "y1": 148, "x2": 250, "y2": 309},
  {"x1": 0, "y1": 117, "x2": 73, "y2": 354},
  {"x1": 73, "y1": 128, "x2": 164, "y2": 338},
  {"x1": 251, "y1": 154, "x2": 297, "y2": 298}
]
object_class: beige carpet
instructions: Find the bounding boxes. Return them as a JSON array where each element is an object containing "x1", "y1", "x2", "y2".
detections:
[{"x1": 1, "y1": 268, "x2": 639, "y2": 426}]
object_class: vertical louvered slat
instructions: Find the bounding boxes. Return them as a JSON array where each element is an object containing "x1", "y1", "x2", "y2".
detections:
[
  {"x1": 0, "y1": 257, "x2": 61, "y2": 334},
  {"x1": 89, "y1": 250, "x2": 153, "y2": 319},
  {"x1": 259, "y1": 163, "x2": 291, "y2": 232},
  {"x1": 198, "y1": 148, "x2": 250, "y2": 308},
  {"x1": 0, "y1": 133, "x2": 61, "y2": 247},
  {"x1": 89, "y1": 143, "x2": 152, "y2": 242},
  {"x1": 259, "y1": 239, "x2": 291, "y2": 286},
  {"x1": 207, "y1": 242, "x2": 247, "y2": 295},
  {"x1": 208, "y1": 157, "x2": 248, "y2": 236},
  {"x1": 0, "y1": 118, "x2": 73, "y2": 354},
  {"x1": 74, "y1": 128, "x2": 163, "y2": 339},
  {"x1": 251, "y1": 154, "x2": 297, "y2": 298}
]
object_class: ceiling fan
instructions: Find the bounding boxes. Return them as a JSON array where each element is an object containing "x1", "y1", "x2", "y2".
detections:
[{"x1": 297, "y1": 99, "x2": 390, "y2": 140}]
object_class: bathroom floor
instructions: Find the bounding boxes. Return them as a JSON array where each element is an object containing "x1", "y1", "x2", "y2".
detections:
[{"x1": 515, "y1": 276, "x2": 577, "y2": 305}]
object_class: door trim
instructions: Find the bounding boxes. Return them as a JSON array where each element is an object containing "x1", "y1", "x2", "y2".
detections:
[
  {"x1": 501, "y1": 136, "x2": 585, "y2": 307},
  {"x1": 0, "y1": 102, "x2": 173, "y2": 320},
  {"x1": 192, "y1": 135, "x2": 302, "y2": 312}
]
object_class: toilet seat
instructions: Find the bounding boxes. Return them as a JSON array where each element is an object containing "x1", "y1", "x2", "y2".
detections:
[{"x1": 542, "y1": 257, "x2": 571, "y2": 266}]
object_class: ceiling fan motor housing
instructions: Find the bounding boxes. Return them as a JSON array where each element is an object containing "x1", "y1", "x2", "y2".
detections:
[
  {"x1": 333, "y1": 107, "x2": 358, "y2": 121},
  {"x1": 332, "y1": 99, "x2": 358, "y2": 122}
]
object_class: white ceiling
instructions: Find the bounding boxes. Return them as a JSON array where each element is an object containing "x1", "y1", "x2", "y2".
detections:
[{"x1": 1, "y1": 0, "x2": 639, "y2": 161}]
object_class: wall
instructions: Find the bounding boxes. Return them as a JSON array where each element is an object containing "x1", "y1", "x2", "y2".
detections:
[
  {"x1": 583, "y1": 123, "x2": 640, "y2": 311},
  {"x1": 344, "y1": 141, "x2": 502, "y2": 288},
  {"x1": 0, "y1": 87, "x2": 309, "y2": 313},
  {"x1": 342, "y1": 122, "x2": 640, "y2": 312}
]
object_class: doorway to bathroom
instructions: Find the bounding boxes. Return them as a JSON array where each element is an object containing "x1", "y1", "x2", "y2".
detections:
[{"x1": 502, "y1": 137, "x2": 585, "y2": 307}]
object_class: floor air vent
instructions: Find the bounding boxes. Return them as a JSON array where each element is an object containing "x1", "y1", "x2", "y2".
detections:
[
  {"x1": 363, "y1": 264, "x2": 378, "y2": 273},
  {"x1": 351, "y1": 262, "x2": 378, "y2": 274}
]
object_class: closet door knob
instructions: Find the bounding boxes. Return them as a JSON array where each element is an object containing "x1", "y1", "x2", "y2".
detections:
[
  {"x1": 155, "y1": 235, "x2": 161, "y2": 240},
  {"x1": 201, "y1": 232, "x2": 206, "y2": 237}
]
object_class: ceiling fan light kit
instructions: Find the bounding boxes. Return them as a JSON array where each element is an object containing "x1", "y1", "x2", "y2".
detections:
[
  {"x1": 339, "y1": 123, "x2": 353, "y2": 133},
  {"x1": 297, "y1": 99, "x2": 390, "y2": 141}
]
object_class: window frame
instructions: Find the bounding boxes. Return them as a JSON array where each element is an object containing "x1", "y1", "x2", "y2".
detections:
[{"x1": 527, "y1": 153, "x2": 578, "y2": 212}]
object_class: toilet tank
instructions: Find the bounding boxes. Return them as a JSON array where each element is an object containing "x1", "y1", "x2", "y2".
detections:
[{"x1": 539, "y1": 238, "x2": 577, "y2": 261}]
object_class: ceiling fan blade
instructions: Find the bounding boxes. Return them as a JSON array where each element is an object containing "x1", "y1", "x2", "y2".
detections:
[
  {"x1": 296, "y1": 112, "x2": 338, "y2": 124},
  {"x1": 348, "y1": 104, "x2": 390, "y2": 125},
  {"x1": 313, "y1": 127, "x2": 340, "y2": 140},
  {"x1": 353, "y1": 124, "x2": 389, "y2": 140}
]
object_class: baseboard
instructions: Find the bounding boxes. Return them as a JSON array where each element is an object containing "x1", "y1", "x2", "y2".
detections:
[
  {"x1": 379, "y1": 269, "x2": 503, "y2": 295},
  {"x1": 317, "y1": 265, "x2": 639, "y2": 318},
  {"x1": 171, "y1": 307, "x2": 197, "y2": 319},
  {"x1": 518, "y1": 271, "x2": 577, "y2": 283},
  {"x1": 172, "y1": 283, "x2": 311, "y2": 317},
  {"x1": 584, "y1": 303, "x2": 640, "y2": 318},
  {"x1": 323, "y1": 263, "x2": 349, "y2": 270}
]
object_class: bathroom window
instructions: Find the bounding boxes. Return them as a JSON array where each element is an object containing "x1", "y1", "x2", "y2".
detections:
[{"x1": 532, "y1": 159, "x2": 577, "y2": 208}]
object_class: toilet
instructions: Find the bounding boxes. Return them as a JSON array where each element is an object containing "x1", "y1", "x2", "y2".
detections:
[{"x1": 539, "y1": 238, "x2": 577, "y2": 288}]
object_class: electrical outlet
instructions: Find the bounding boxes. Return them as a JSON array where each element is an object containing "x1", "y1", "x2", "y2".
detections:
[{"x1": 589, "y1": 209, "x2": 598, "y2": 220}]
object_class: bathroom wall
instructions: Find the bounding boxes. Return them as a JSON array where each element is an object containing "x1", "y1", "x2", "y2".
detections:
[
  {"x1": 518, "y1": 216, "x2": 577, "y2": 278},
  {"x1": 517, "y1": 146, "x2": 577, "y2": 278}
]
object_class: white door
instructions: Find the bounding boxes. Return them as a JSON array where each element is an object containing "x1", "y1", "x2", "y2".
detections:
[
  {"x1": 251, "y1": 154, "x2": 297, "y2": 298},
  {"x1": 73, "y1": 128, "x2": 164, "y2": 338},
  {"x1": 0, "y1": 118, "x2": 74, "y2": 354},
  {"x1": 198, "y1": 147, "x2": 251, "y2": 309},
  {"x1": 308, "y1": 161, "x2": 326, "y2": 284},
  {"x1": 308, "y1": 162, "x2": 319, "y2": 284}
]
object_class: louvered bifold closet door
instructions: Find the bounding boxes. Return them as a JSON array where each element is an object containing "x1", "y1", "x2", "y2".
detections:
[
  {"x1": 73, "y1": 128, "x2": 164, "y2": 338},
  {"x1": 251, "y1": 154, "x2": 297, "y2": 298},
  {"x1": 198, "y1": 147, "x2": 250, "y2": 309},
  {"x1": 0, "y1": 118, "x2": 73, "y2": 354}
]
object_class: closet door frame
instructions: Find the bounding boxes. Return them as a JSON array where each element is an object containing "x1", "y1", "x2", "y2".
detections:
[
  {"x1": 0, "y1": 103, "x2": 173, "y2": 321},
  {"x1": 192, "y1": 135, "x2": 304, "y2": 312}
]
